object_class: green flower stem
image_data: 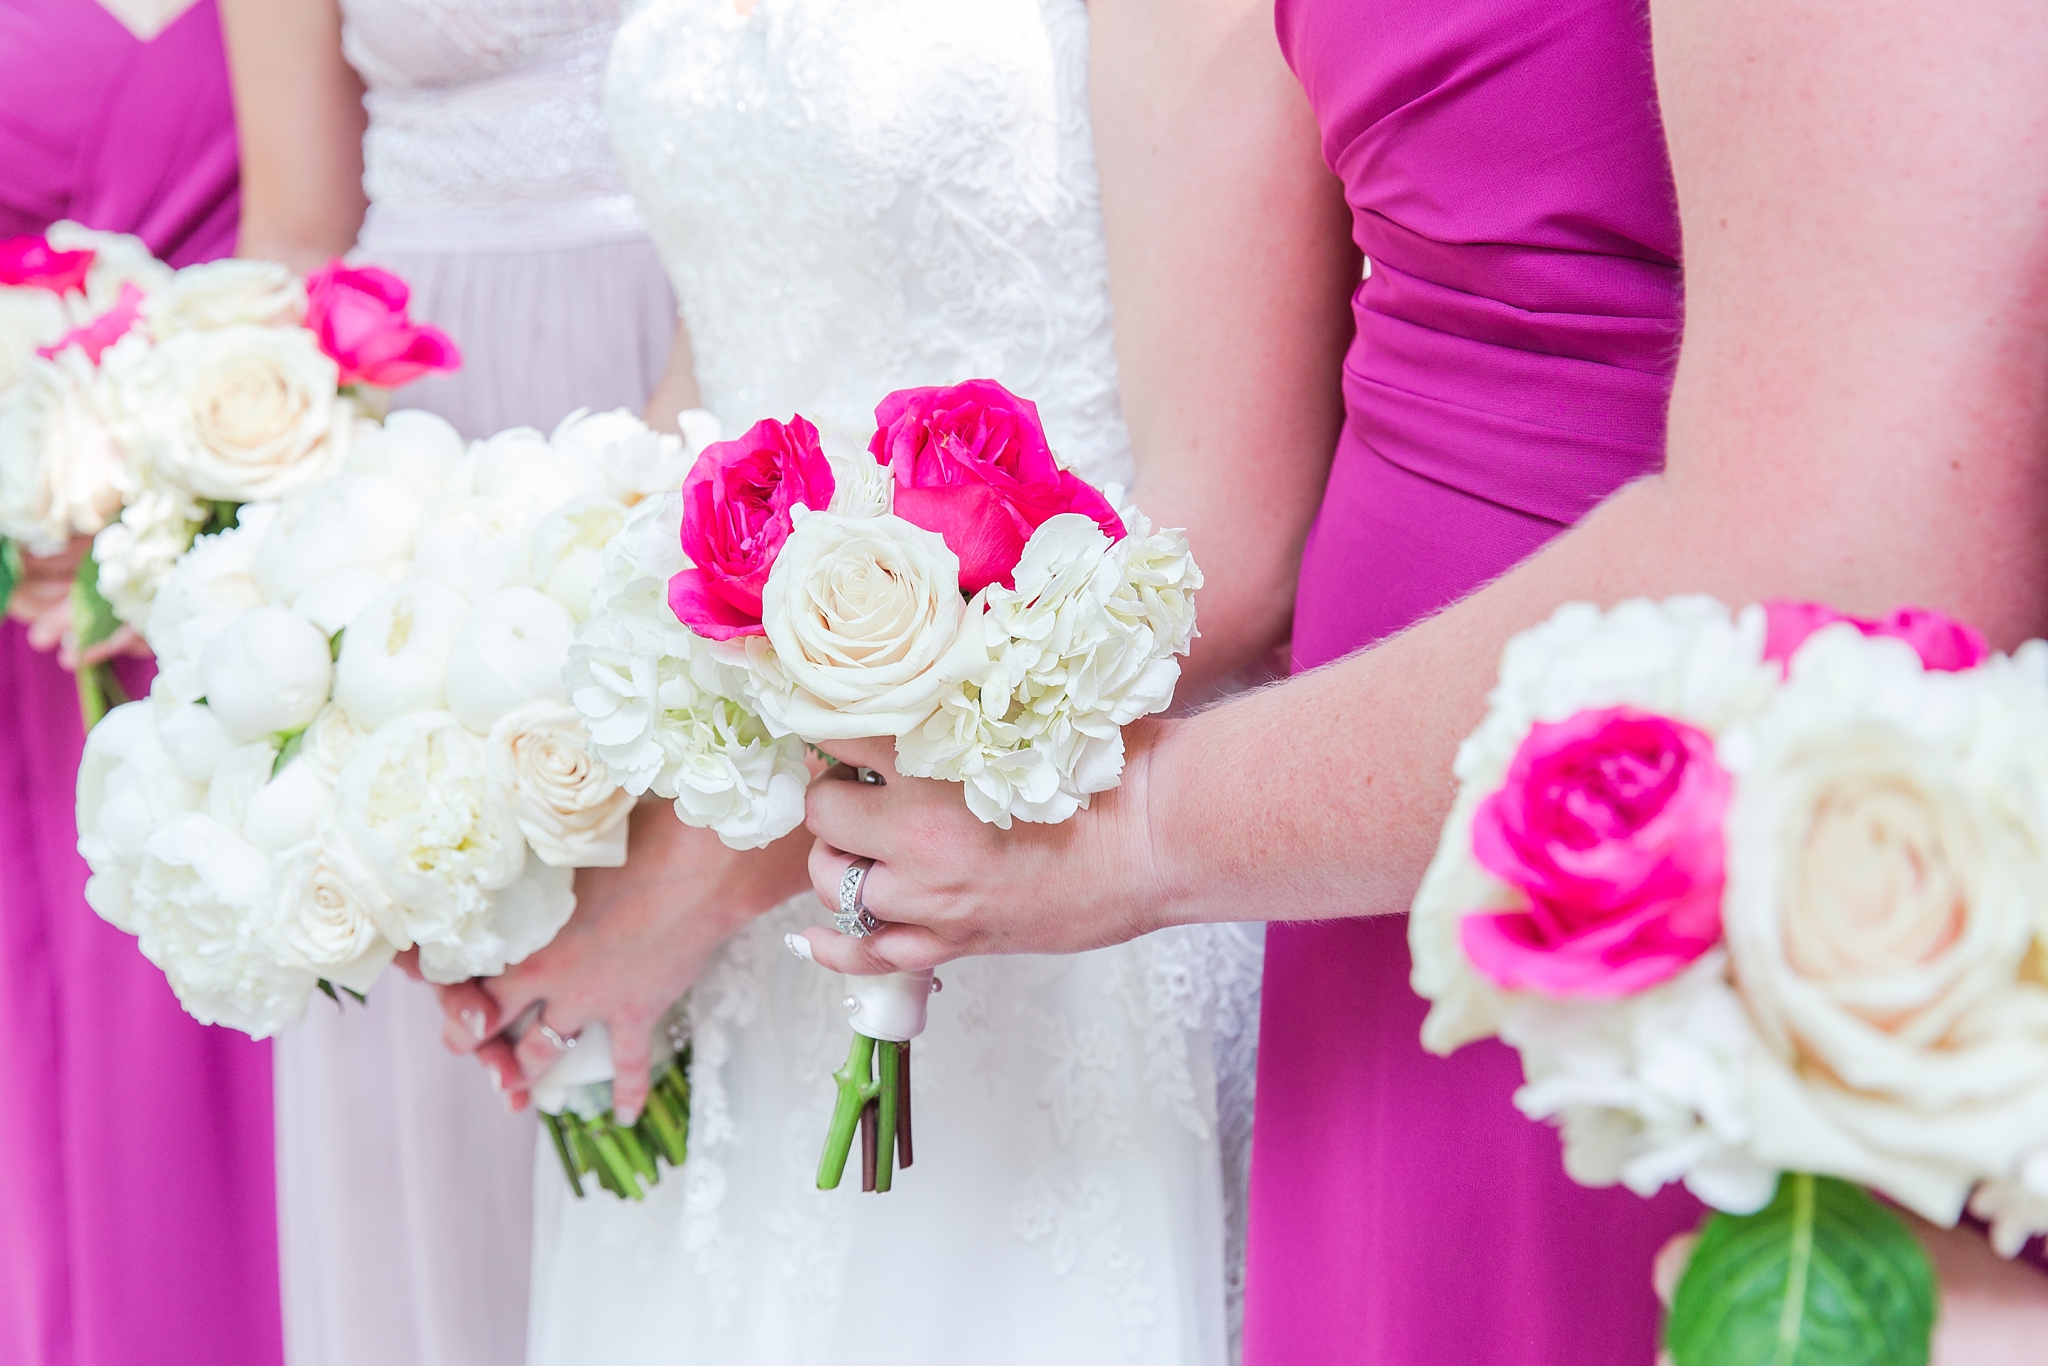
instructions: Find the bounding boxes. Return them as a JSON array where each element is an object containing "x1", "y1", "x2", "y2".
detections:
[
  {"x1": 817, "y1": 1031, "x2": 914, "y2": 1192},
  {"x1": 817, "y1": 1032, "x2": 880, "y2": 1190},
  {"x1": 873, "y1": 1040, "x2": 901, "y2": 1193},
  {"x1": 539, "y1": 1056, "x2": 695, "y2": 1201},
  {"x1": 543, "y1": 1113, "x2": 584, "y2": 1199}
]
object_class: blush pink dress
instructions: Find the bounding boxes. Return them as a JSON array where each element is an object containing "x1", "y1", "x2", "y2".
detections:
[
  {"x1": 0, "y1": 3, "x2": 282, "y2": 1363},
  {"x1": 1243, "y1": 1, "x2": 1703, "y2": 1362}
]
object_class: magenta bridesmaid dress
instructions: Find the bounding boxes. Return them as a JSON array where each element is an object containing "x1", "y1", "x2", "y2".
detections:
[
  {"x1": 0, "y1": 3, "x2": 283, "y2": 1363},
  {"x1": 1244, "y1": 1, "x2": 1705, "y2": 1362}
]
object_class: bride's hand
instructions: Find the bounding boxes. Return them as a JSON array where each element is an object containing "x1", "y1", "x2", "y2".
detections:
[
  {"x1": 796, "y1": 730, "x2": 1170, "y2": 975},
  {"x1": 433, "y1": 802, "x2": 812, "y2": 1122}
]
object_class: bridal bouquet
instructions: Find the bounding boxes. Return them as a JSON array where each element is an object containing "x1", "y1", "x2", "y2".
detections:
[
  {"x1": 1410, "y1": 595, "x2": 2048, "y2": 1366},
  {"x1": 76, "y1": 406, "x2": 708, "y2": 1199},
  {"x1": 0, "y1": 225, "x2": 458, "y2": 723},
  {"x1": 570, "y1": 378, "x2": 1201, "y2": 1191}
]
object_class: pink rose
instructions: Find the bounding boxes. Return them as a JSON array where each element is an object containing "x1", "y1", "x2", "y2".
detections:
[
  {"x1": 869, "y1": 379, "x2": 1124, "y2": 594},
  {"x1": 35, "y1": 282, "x2": 143, "y2": 364},
  {"x1": 668, "y1": 415, "x2": 836, "y2": 640},
  {"x1": 304, "y1": 261, "x2": 461, "y2": 388},
  {"x1": 1461, "y1": 706, "x2": 1729, "y2": 997},
  {"x1": 0, "y1": 235, "x2": 92, "y2": 294},
  {"x1": 1763, "y1": 600, "x2": 1986, "y2": 674}
]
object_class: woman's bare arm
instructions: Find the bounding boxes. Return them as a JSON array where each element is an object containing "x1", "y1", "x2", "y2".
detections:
[
  {"x1": 219, "y1": 0, "x2": 368, "y2": 269},
  {"x1": 641, "y1": 319, "x2": 702, "y2": 435},
  {"x1": 1091, "y1": 0, "x2": 1358, "y2": 693}
]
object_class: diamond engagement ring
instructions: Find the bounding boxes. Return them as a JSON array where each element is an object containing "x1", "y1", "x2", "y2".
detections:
[
  {"x1": 836, "y1": 858, "x2": 881, "y2": 938},
  {"x1": 537, "y1": 1020, "x2": 576, "y2": 1052}
]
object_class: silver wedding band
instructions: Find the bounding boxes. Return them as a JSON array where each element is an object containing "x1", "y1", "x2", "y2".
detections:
[
  {"x1": 537, "y1": 1020, "x2": 576, "y2": 1052},
  {"x1": 836, "y1": 858, "x2": 881, "y2": 938}
]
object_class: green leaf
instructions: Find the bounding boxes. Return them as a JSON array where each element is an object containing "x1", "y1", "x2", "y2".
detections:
[
  {"x1": 1667, "y1": 1173, "x2": 1937, "y2": 1366},
  {"x1": 271, "y1": 727, "x2": 307, "y2": 779},
  {"x1": 198, "y1": 500, "x2": 242, "y2": 538},
  {"x1": 329, "y1": 628, "x2": 345, "y2": 662},
  {"x1": 71, "y1": 552, "x2": 120, "y2": 652},
  {"x1": 316, "y1": 979, "x2": 340, "y2": 1005},
  {"x1": 0, "y1": 538, "x2": 21, "y2": 619}
]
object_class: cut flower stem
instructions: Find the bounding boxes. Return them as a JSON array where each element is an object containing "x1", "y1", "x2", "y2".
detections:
[{"x1": 540, "y1": 1053, "x2": 692, "y2": 1200}]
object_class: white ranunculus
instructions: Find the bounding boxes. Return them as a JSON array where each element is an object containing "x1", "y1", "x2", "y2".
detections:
[
  {"x1": 141, "y1": 504, "x2": 278, "y2": 702},
  {"x1": 443, "y1": 587, "x2": 575, "y2": 734},
  {"x1": 130, "y1": 813, "x2": 312, "y2": 1037},
  {"x1": 156, "y1": 699, "x2": 240, "y2": 782},
  {"x1": 142, "y1": 258, "x2": 304, "y2": 335},
  {"x1": 529, "y1": 495, "x2": 628, "y2": 621},
  {"x1": 91, "y1": 487, "x2": 205, "y2": 628},
  {"x1": 45, "y1": 222, "x2": 172, "y2": 314},
  {"x1": 291, "y1": 569, "x2": 392, "y2": 637},
  {"x1": 1408, "y1": 596, "x2": 1780, "y2": 1059},
  {"x1": 0, "y1": 350, "x2": 127, "y2": 553},
  {"x1": 412, "y1": 495, "x2": 534, "y2": 602},
  {"x1": 197, "y1": 606, "x2": 334, "y2": 741},
  {"x1": 331, "y1": 579, "x2": 470, "y2": 731},
  {"x1": 462, "y1": 427, "x2": 608, "y2": 519},
  {"x1": 77, "y1": 699, "x2": 204, "y2": 930},
  {"x1": 266, "y1": 827, "x2": 397, "y2": 993},
  {"x1": 121, "y1": 325, "x2": 348, "y2": 502},
  {"x1": 0, "y1": 285, "x2": 70, "y2": 392},
  {"x1": 1722, "y1": 629, "x2": 2048, "y2": 1223},
  {"x1": 243, "y1": 755, "x2": 336, "y2": 853},
  {"x1": 344, "y1": 409, "x2": 466, "y2": 502},
  {"x1": 485, "y1": 702, "x2": 632, "y2": 867},
  {"x1": 333, "y1": 712, "x2": 526, "y2": 951},
  {"x1": 416, "y1": 852, "x2": 574, "y2": 984},
  {"x1": 253, "y1": 472, "x2": 419, "y2": 604},
  {"x1": 753, "y1": 509, "x2": 970, "y2": 740}
]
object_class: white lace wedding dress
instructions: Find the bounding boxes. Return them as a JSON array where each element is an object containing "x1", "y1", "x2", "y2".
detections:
[{"x1": 523, "y1": 1, "x2": 1264, "y2": 1363}]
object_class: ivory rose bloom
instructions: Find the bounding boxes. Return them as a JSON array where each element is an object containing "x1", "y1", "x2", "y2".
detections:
[
  {"x1": 752, "y1": 509, "x2": 971, "y2": 739},
  {"x1": 267, "y1": 827, "x2": 398, "y2": 993},
  {"x1": 1723, "y1": 629, "x2": 2048, "y2": 1222},
  {"x1": 0, "y1": 350, "x2": 126, "y2": 552},
  {"x1": 668, "y1": 415, "x2": 835, "y2": 639},
  {"x1": 485, "y1": 702, "x2": 632, "y2": 867},
  {"x1": 143, "y1": 258, "x2": 304, "y2": 335},
  {"x1": 120, "y1": 324, "x2": 350, "y2": 502}
]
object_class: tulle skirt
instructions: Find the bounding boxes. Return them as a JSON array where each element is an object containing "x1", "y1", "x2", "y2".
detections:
[{"x1": 271, "y1": 230, "x2": 675, "y2": 1366}]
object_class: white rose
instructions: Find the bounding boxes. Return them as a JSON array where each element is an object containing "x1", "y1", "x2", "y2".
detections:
[
  {"x1": 415, "y1": 852, "x2": 574, "y2": 984},
  {"x1": 753, "y1": 509, "x2": 970, "y2": 740},
  {"x1": 443, "y1": 587, "x2": 575, "y2": 734},
  {"x1": 0, "y1": 351, "x2": 126, "y2": 553},
  {"x1": 412, "y1": 495, "x2": 534, "y2": 602},
  {"x1": 45, "y1": 222, "x2": 172, "y2": 314},
  {"x1": 486, "y1": 702, "x2": 632, "y2": 867},
  {"x1": 197, "y1": 606, "x2": 334, "y2": 741},
  {"x1": 333, "y1": 712, "x2": 526, "y2": 950},
  {"x1": 252, "y1": 472, "x2": 419, "y2": 603},
  {"x1": 529, "y1": 495, "x2": 628, "y2": 620},
  {"x1": 1723, "y1": 629, "x2": 2048, "y2": 1224},
  {"x1": 331, "y1": 578, "x2": 470, "y2": 731},
  {"x1": 91, "y1": 487, "x2": 204, "y2": 629},
  {"x1": 462, "y1": 427, "x2": 607, "y2": 518},
  {"x1": 131, "y1": 813, "x2": 312, "y2": 1037},
  {"x1": 77, "y1": 699, "x2": 203, "y2": 930},
  {"x1": 140, "y1": 504, "x2": 278, "y2": 701},
  {"x1": 142, "y1": 258, "x2": 304, "y2": 335},
  {"x1": 123, "y1": 325, "x2": 348, "y2": 502},
  {"x1": 291, "y1": 569, "x2": 393, "y2": 637},
  {"x1": 345, "y1": 409, "x2": 466, "y2": 502},
  {"x1": 267, "y1": 827, "x2": 397, "y2": 993},
  {"x1": 0, "y1": 285, "x2": 71, "y2": 393}
]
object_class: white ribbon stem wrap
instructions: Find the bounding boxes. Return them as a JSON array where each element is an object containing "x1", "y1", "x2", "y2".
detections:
[{"x1": 845, "y1": 969, "x2": 935, "y2": 1043}]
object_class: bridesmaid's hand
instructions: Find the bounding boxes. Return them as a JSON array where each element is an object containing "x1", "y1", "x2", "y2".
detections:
[
  {"x1": 430, "y1": 803, "x2": 811, "y2": 1122},
  {"x1": 796, "y1": 729, "x2": 1171, "y2": 975},
  {"x1": 7, "y1": 539, "x2": 86, "y2": 652}
]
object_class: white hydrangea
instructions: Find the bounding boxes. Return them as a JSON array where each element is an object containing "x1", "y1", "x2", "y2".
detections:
[
  {"x1": 0, "y1": 284, "x2": 70, "y2": 392},
  {"x1": 0, "y1": 349, "x2": 128, "y2": 553},
  {"x1": 91, "y1": 485, "x2": 206, "y2": 627},
  {"x1": 1969, "y1": 1151, "x2": 2048, "y2": 1258},
  {"x1": 894, "y1": 507, "x2": 1200, "y2": 828}
]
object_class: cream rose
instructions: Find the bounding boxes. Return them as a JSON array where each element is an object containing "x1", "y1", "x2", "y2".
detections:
[
  {"x1": 485, "y1": 702, "x2": 632, "y2": 867},
  {"x1": 753, "y1": 509, "x2": 971, "y2": 739},
  {"x1": 142, "y1": 258, "x2": 304, "y2": 335},
  {"x1": 267, "y1": 827, "x2": 399, "y2": 993},
  {"x1": 1723, "y1": 630, "x2": 2048, "y2": 1223},
  {"x1": 0, "y1": 351, "x2": 127, "y2": 553},
  {"x1": 124, "y1": 325, "x2": 349, "y2": 503}
]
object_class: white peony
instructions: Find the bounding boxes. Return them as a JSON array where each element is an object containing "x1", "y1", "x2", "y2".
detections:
[
  {"x1": 331, "y1": 578, "x2": 470, "y2": 731},
  {"x1": 752, "y1": 509, "x2": 971, "y2": 740},
  {"x1": 485, "y1": 702, "x2": 632, "y2": 867},
  {"x1": 130, "y1": 813, "x2": 312, "y2": 1037},
  {"x1": 412, "y1": 495, "x2": 534, "y2": 602},
  {"x1": 0, "y1": 350, "x2": 127, "y2": 553},
  {"x1": 155, "y1": 698, "x2": 240, "y2": 782},
  {"x1": 142, "y1": 504, "x2": 277, "y2": 702},
  {"x1": 91, "y1": 486, "x2": 205, "y2": 628},
  {"x1": 549, "y1": 406, "x2": 711, "y2": 501},
  {"x1": 196, "y1": 606, "x2": 334, "y2": 741},
  {"x1": 415, "y1": 852, "x2": 575, "y2": 984},
  {"x1": 896, "y1": 510, "x2": 1199, "y2": 827},
  {"x1": 291, "y1": 569, "x2": 393, "y2": 637},
  {"x1": 1721, "y1": 628, "x2": 2048, "y2": 1224},
  {"x1": 460, "y1": 426, "x2": 607, "y2": 518},
  {"x1": 116, "y1": 324, "x2": 349, "y2": 503},
  {"x1": 266, "y1": 826, "x2": 398, "y2": 993},
  {"x1": 333, "y1": 712, "x2": 526, "y2": 952},
  {"x1": 344, "y1": 408, "x2": 466, "y2": 502},
  {"x1": 76, "y1": 699, "x2": 204, "y2": 931},
  {"x1": 529, "y1": 495, "x2": 628, "y2": 621},
  {"x1": 242, "y1": 753, "x2": 337, "y2": 854},
  {"x1": 443, "y1": 586, "x2": 575, "y2": 734},
  {"x1": 142, "y1": 258, "x2": 304, "y2": 335},
  {"x1": 0, "y1": 285, "x2": 70, "y2": 392},
  {"x1": 252, "y1": 472, "x2": 418, "y2": 604}
]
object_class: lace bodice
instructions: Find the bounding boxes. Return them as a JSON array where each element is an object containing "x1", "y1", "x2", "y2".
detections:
[
  {"x1": 340, "y1": 0, "x2": 646, "y2": 248},
  {"x1": 605, "y1": 0, "x2": 1128, "y2": 481}
]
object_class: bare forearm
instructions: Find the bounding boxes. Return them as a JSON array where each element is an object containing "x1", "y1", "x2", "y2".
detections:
[{"x1": 641, "y1": 319, "x2": 701, "y2": 434}]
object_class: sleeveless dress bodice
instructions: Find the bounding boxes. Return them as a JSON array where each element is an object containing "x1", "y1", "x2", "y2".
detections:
[{"x1": 1247, "y1": 2, "x2": 1700, "y2": 1364}]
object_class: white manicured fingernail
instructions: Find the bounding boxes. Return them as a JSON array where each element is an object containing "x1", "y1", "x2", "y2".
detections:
[
  {"x1": 617, "y1": 1105, "x2": 639, "y2": 1127},
  {"x1": 461, "y1": 1008, "x2": 486, "y2": 1041},
  {"x1": 784, "y1": 933, "x2": 814, "y2": 963}
]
